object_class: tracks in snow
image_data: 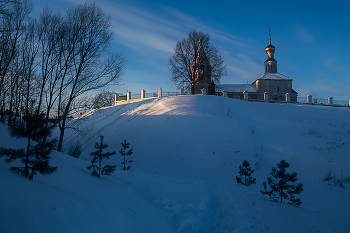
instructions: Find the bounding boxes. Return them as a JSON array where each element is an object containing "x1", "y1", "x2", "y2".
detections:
[{"x1": 208, "y1": 183, "x2": 269, "y2": 233}]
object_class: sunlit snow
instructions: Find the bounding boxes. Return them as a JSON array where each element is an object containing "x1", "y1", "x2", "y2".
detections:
[{"x1": 1, "y1": 95, "x2": 349, "y2": 233}]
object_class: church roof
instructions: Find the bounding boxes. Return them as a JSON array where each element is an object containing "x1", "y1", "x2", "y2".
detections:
[
  {"x1": 258, "y1": 72, "x2": 292, "y2": 80},
  {"x1": 215, "y1": 84, "x2": 257, "y2": 93}
]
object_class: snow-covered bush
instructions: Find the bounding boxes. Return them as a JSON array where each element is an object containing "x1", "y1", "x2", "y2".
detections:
[
  {"x1": 68, "y1": 143, "x2": 82, "y2": 158},
  {"x1": 323, "y1": 170, "x2": 350, "y2": 188},
  {"x1": 251, "y1": 126, "x2": 255, "y2": 135},
  {"x1": 323, "y1": 171, "x2": 335, "y2": 185},
  {"x1": 301, "y1": 127, "x2": 322, "y2": 138}
]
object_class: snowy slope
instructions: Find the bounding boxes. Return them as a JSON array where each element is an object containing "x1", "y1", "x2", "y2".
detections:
[{"x1": 1, "y1": 95, "x2": 350, "y2": 233}]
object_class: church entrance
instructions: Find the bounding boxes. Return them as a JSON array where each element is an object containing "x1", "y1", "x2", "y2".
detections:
[{"x1": 272, "y1": 93, "x2": 279, "y2": 101}]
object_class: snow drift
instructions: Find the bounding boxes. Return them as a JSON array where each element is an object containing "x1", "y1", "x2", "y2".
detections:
[{"x1": 1, "y1": 95, "x2": 350, "y2": 233}]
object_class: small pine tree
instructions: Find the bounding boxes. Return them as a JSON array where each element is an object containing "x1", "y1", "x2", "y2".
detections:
[
  {"x1": 260, "y1": 160, "x2": 303, "y2": 207},
  {"x1": 87, "y1": 136, "x2": 116, "y2": 177},
  {"x1": 0, "y1": 114, "x2": 57, "y2": 180},
  {"x1": 119, "y1": 139, "x2": 133, "y2": 171},
  {"x1": 236, "y1": 159, "x2": 256, "y2": 186}
]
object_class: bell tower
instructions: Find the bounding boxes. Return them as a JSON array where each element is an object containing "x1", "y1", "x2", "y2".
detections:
[
  {"x1": 264, "y1": 29, "x2": 277, "y2": 73},
  {"x1": 191, "y1": 38, "x2": 213, "y2": 94}
]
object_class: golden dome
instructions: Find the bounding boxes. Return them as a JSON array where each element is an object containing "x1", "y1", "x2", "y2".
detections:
[{"x1": 265, "y1": 37, "x2": 275, "y2": 53}]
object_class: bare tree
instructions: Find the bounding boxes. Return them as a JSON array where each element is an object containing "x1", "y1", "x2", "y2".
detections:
[
  {"x1": 169, "y1": 30, "x2": 226, "y2": 94},
  {"x1": 35, "y1": 8, "x2": 70, "y2": 143},
  {"x1": 2, "y1": 51, "x2": 27, "y2": 126},
  {"x1": 36, "y1": 8, "x2": 63, "y2": 118},
  {"x1": 0, "y1": 0, "x2": 32, "y2": 120},
  {"x1": 0, "y1": 2, "x2": 124, "y2": 153},
  {"x1": 4, "y1": 17, "x2": 41, "y2": 178},
  {"x1": 5, "y1": 57, "x2": 20, "y2": 125},
  {"x1": 56, "y1": 3, "x2": 124, "y2": 151},
  {"x1": 21, "y1": 18, "x2": 40, "y2": 116},
  {"x1": 0, "y1": 0, "x2": 15, "y2": 17},
  {"x1": 92, "y1": 90, "x2": 115, "y2": 109}
]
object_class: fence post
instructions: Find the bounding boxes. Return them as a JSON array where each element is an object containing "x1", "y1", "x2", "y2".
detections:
[
  {"x1": 158, "y1": 87, "x2": 162, "y2": 98},
  {"x1": 328, "y1": 97, "x2": 333, "y2": 105},
  {"x1": 264, "y1": 92, "x2": 269, "y2": 101},
  {"x1": 201, "y1": 88, "x2": 207, "y2": 95},
  {"x1": 141, "y1": 89, "x2": 146, "y2": 101},
  {"x1": 285, "y1": 93, "x2": 290, "y2": 102},
  {"x1": 349, "y1": 100, "x2": 350, "y2": 107},
  {"x1": 127, "y1": 91, "x2": 131, "y2": 102},
  {"x1": 180, "y1": 89, "x2": 184, "y2": 95},
  {"x1": 243, "y1": 91, "x2": 248, "y2": 100},
  {"x1": 114, "y1": 93, "x2": 118, "y2": 105},
  {"x1": 222, "y1": 90, "x2": 227, "y2": 97},
  {"x1": 307, "y1": 95, "x2": 312, "y2": 103}
]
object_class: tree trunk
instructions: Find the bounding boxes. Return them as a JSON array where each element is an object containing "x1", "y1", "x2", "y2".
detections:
[
  {"x1": 43, "y1": 109, "x2": 50, "y2": 143},
  {"x1": 99, "y1": 136, "x2": 102, "y2": 177},
  {"x1": 280, "y1": 189, "x2": 283, "y2": 203},
  {"x1": 57, "y1": 117, "x2": 66, "y2": 151},
  {"x1": 25, "y1": 136, "x2": 30, "y2": 178},
  {"x1": 191, "y1": 83, "x2": 195, "y2": 95},
  {"x1": 123, "y1": 146, "x2": 126, "y2": 170},
  {"x1": 36, "y1": 79, "x2": 46, "y2": 117},
  {"x1": 0, "y1": 90, "x2": 6, "y2": 123},
  {"x1": 99, "y1": 157, "x2": 101, "y2": 177}
]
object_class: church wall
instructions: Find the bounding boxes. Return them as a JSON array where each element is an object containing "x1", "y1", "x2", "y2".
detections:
[
  {"x1": 291, "y1": 92, "x2": 298, "y2": 102},
  {"x1": 215, "y1": 92, "x2": 258, "y2": 99},
  {"x1": 194, "y1": 84, "x2": 210, "y2": 94},
  {"x1": 255, "y1": 79, "x2": 294, "y2": 101},
  {"x1": 227, "y1": 93, "x2": 258, "y2": 99}
]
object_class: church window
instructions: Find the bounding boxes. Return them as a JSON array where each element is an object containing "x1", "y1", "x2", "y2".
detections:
[{"x1": 277, "y1": 87, "x2": 280, "y2": 92}]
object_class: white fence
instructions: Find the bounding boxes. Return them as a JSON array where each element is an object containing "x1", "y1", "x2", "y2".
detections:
[
  {"x1": 297, "y1": 96, "x2": 349, "y2": 107},
  {"x1": 114, "y1": 88, "x2": 182, "y2": 105},
  {"x1": 114, "y1": 88, "x2": 350, "y2": 108}
]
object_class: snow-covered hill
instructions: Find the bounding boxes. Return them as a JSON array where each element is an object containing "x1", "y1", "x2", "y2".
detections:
[{"x1": 1, "y1": 95, "x2": 350, "y2": 233}]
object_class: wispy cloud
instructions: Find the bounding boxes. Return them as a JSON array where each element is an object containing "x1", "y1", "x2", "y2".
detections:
[
  {"x1": 160, "y1": 6, "x2": 246, "y2": 47},
  {"x1": 296, "y1": 73, "x2": 350, "y2": 100},
  {"x1": 224, "y1": 53, "x2": 262, "y2": 82},
  {"x1": 295, "y1": 26, "x2": 314, "y2": 43},
  {"x1": 64, "y1": 0, "x2": 248, "y2": 56},
  {"x1": 62, "y1": 0, "x2": 265, "y2": 89}
]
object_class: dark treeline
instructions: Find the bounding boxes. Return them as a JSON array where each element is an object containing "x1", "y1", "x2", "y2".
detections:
[{"x1": 0, "y1": 0, "x2": 125, "y2": 151}]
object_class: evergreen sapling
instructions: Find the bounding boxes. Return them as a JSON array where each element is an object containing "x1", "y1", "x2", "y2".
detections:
[
  {"x1": 87, "y1": 136, "x2": 116, "y2": 177},
  {"x1": 120, "y1": 139, "x2": 133, "y2": 171},
  {"x1": 236, "y1": 159, "x2": 256, "y2": 186},
  {"x1": 260, "y1": 160, "x2": 303, "y2": 207},
  {"x1": 0, "y1": 114, "x2": 57, "y2": 180}
]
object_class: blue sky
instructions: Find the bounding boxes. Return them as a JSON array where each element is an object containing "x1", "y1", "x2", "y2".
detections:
[{"x1": 32, "y1": 0, "x2": 350, "y2": 100}]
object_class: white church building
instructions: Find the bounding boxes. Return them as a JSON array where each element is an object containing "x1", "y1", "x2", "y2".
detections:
[{"x1": 215, "y1": 34, "x2": 298, "y2": 101}]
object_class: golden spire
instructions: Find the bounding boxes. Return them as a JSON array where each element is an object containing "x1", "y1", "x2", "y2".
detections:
[{"x1": 265, "y1": 28, "x2": 275, "y2": 53}]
